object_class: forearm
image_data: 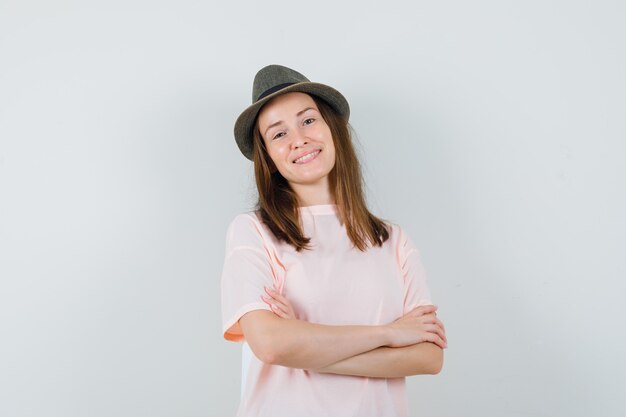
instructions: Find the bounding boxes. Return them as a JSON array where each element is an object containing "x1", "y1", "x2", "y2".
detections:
[
  {"x1": 315, "y1": 342, "x2": 444, "y2": 378},
  {"x1": 266, "y1": 318, "x2": 391, "y2": 370}
]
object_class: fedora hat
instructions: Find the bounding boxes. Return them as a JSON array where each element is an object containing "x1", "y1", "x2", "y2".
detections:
[{"x1": 233, "y1": 64, "x2": 350, "y2": 161}]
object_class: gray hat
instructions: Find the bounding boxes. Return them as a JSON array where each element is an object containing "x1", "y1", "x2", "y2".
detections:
[{"x1": 233, "y1": 64, "x2": 350, "y2": 161}]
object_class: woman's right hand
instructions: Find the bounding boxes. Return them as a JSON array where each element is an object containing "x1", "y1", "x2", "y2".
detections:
[{"x1": 385, "y1": 305, "x2": 447, "y2": 349}]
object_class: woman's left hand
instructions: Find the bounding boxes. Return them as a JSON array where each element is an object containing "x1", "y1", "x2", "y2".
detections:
[{"x1": 261, "y1": 286, "x2": 296, "y2": 320}]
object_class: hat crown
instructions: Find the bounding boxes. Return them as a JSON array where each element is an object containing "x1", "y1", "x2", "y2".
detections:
[
  {"x1": 252, "y1": 64, "x2": 310, "y2": 103},
  {"x1": 234, "y1": 64, "x2": 349, "y2": 161}
]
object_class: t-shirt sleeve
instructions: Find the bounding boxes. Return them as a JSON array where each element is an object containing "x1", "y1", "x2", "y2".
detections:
[
  {"x1": 397, "y1": 225, "x2": 434, "y2": 314},
  {"x1": 220, "y1": 213, "x2": 275, "y2": 342}
]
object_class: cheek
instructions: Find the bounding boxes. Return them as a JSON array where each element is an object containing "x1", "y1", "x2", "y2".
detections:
[
  {"x1": 325, "y1": 137, "x2": 336, "y2": 159},
  {"x1": 274, "y1": 145, "x2": 289, "y2": 159},
  {"x1": 327, "y1": 148, "x2": 336, "y2": 166},
  {"x1": 268, "y1": 145, "x2": 289, "y2": 166}
]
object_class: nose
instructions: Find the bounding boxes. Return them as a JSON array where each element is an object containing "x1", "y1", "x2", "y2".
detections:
[{"x1": 290, "y1": 129, "x2": 309, "y2": 149}]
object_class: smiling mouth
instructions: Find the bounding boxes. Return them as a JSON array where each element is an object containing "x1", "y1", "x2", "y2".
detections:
[{"x1": 293, "y1": 150, "x2": 321, "y2": 164}]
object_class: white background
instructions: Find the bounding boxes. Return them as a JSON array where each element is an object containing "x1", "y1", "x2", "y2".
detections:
[{"x1": 1, "y1": 1, "x2": 625, "y2": 416}]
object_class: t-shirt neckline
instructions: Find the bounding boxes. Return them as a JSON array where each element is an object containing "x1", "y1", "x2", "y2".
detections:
[{"x1": 297, "y1": 204, "x2": 338, "y2": 215}]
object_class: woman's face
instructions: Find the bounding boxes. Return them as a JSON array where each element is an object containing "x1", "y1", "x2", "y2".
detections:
[{"x1": 257, "y1": 92, "x2": 336, "y2": 190}]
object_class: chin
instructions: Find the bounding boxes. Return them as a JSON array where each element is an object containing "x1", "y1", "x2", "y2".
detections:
[{"x1": 283, "y1": 160, "x2": 334, "y2": 183}]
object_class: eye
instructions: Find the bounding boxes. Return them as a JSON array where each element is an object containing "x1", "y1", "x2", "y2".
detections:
[
  {"x1": 303, "y1": 118, "x2": 315, "y2": 125},
  {"x1": 272, "y1": 131, "x2": 285, "y2": 140}
]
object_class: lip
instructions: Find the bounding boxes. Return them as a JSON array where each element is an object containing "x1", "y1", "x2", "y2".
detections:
[{"x1": 292, "y1": 149, "x2": 321, "y2": 164}]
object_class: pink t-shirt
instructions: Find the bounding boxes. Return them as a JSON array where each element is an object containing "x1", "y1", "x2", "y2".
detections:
[{"x1": 220, "y1": 204, "x2": 433, "y2": 417}]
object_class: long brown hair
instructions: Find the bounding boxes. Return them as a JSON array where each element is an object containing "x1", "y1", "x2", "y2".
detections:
[{"x1": 251, "y1": 93, "x2": 390, "y2": 252}]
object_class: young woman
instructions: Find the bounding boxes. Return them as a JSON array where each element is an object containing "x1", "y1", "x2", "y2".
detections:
[{"x1": 221, "y1": 64, "x2": 447, "y2": 417}]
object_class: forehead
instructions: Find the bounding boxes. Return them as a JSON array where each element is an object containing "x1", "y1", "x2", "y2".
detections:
[{"x1": 257, "y1": 92, "x2": 318, "y2": 126}]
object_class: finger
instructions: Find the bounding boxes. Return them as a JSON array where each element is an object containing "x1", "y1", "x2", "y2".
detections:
[
  {"x1": 262, "y1": 296, "x2": 281, "y2": 314},
  {"x1": 439, "y1": 329, "x2": 447, "y2": 345},
  {"x1": 270, "y1": 300, "x2": 290, "y2": 315},
  {"x1": 419, "y1": 313, "x2": 438, "y2": 323},
  {"x1": 263, "y1": 287, "x2": 287, "y2": 300},
  {"x1": 266, "y1": 288, "x2": 295, "y2": 316},
  {"x1": 419, "y1": 310, "x2": 439, "y2": 325},
  {"x1": 262, "y1": 295, "x2": 277, "y2": 312},
  {"x1": 261, "y1": 295, "x2": 275, "y2": 305},
  {"x1": 434, "y1": 317, "x2": 446, "y2": 332},
  {"x1": 269, "y1": 304, "x2": 286, "y2": 318},
  {"x1": 420, "y1": 322, "x2": 443, "y2": 338},
  {"x1": 265, "y1": 288, "x2": 292, "y2": 305},
  {"x1": 423, "y1": 332, "x2": 447, "y2": 349},
  {"x1": 412, "y1": 305, "x2": 437, "y2": 316},
  {"x1": 414, "y1": 314, "x2": 438, "y2": 327},
  {"x1": 262, "y1": 293, "x2": 284, "y2": 309},
  {"x1": 422, "y1": 314, "x2": 444, "y2": 329},
  {"x1": 436, "y1": 321, "x2": 447, "y2": 343},
  {"x1": 271, "y1": 300, "x2": 290, "y2": 316},
  {"x1": 270, "y1": 291, "x2": 291, "y2": 306},
  {"x1": 426, "y1": 323, "x2": 447, "y2": 343},
  {"x1": 261, "y1": 296, "x2": 286, "y2": 314},
  {"x1": 265, "y1": 286, "x2": 285, "y2": 297}
]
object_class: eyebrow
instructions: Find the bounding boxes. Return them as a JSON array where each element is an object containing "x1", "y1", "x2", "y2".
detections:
[{"x1": 263, "y1": 107, "x2": 316, "y2": 137}]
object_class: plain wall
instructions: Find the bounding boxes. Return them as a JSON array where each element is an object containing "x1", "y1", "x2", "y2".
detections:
[{"x1": 1, "y1": 1, "x2": 625, "y2": 416}]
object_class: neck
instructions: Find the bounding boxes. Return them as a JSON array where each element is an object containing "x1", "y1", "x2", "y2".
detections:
[{"x1": 290, "y1": 179, "x2": 335, "y2": 207}]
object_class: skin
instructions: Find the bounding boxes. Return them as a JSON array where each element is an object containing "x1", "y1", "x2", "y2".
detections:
[
  {"x1": 244, "y1": 91, "x2": 447, "y2": 377},
  {"x1": 259, "y1": 287, "x2": 447, "y2": 377},
  {"x1": 256, "y1": 92, "x2": 336, "y2": 207}
]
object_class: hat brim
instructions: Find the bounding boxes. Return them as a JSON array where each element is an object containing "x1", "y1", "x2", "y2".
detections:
[{"x1": 233, "y1": 82, "x2": 350, "y2": 161}]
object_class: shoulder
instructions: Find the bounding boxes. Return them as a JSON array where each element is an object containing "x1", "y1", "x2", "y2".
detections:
[
  {"x1": 226, "y1": 210, "x2": 262, "y2": 233},
  {"x1": 224, "y1": 210, "x2": 273, "y2": 249},
  {"x1": 381, "y1": 220, "x2": 404, "y2": 243},
  {"x1": 382, "y1": 220, "x2": 419, "y2": 258}
]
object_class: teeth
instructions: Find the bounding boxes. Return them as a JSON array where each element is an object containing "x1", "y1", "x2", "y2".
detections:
[{"x1": 294, "y1": 150, "x2": 320, "y2": 163}]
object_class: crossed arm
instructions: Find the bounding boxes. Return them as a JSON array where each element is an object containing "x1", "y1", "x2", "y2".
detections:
[
  {"x1": 316, "y1": 341, "x2": 443, "y2": 377},
  {"x1": 239, "y1": 288, "x2": 446, "y2": 378}
]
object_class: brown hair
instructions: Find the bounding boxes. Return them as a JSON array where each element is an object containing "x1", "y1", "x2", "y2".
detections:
[{"x1": 251, "y1": 94, "x2": 390, "y2": 252}]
